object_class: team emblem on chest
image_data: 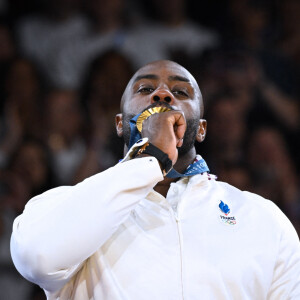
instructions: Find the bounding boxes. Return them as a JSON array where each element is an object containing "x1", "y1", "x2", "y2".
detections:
[{"x1": 219, "y1": 200, "x2": 237, "y2": 225}]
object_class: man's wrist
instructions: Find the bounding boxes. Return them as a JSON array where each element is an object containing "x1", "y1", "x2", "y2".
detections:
[{"x1": 132, "y1": 141, "x2": 173, "y2": 176}]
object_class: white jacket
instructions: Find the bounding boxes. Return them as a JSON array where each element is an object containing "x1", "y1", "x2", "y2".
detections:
[{"x1": 10, "y1": 157, "x2": 300, "y2": 299}]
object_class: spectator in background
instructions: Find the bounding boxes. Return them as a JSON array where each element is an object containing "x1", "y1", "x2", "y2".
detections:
[
  {"x1": 220, "y1": 51, "x2": 299, "y2": 130},
  {"x1": 53, "y1": 0, "x2": 130, "y2": 89},
  {"x1": 0, "y1": 137, "x2": 53, "y2": 300},
  {"x1": 44, "y1": 90, "x2": 86, "y2": 185},
  {"x1": 81, "y1": 50, "x2": 134, "y2": 120},
  {"x1": 226, "y1": 0, "x2": 271, "y2": 49},
  {"x1": 16, "y1": 0, "x2": 89, "y2": 88},
  {"x1": 7, "y1": 138, "x2": 54, "y2": 198},
  {"x1": 275, "y1": 0, "x2": 300, "y2": 66},
  {"x1": 74, "y1": 50, "x2": 133, "y2": 183},
  {"x1": 221, "y1": 51, "x2": 300, "y2": 168},
  {"x1": 0, "y1": 57, "x2": 44, "y2": 168},
  {"x1": 199, "y1": 94, "x2": 247, "y2": 173},
  {"x1": 4, "y1": 57, "x2": 44, "y2": 137},
  {"x1": 247, "y1": 127, "x2": 300, "y2": 234},
  {"x1": 0, "y1": 20, "x2": 16, "y2": 107}
]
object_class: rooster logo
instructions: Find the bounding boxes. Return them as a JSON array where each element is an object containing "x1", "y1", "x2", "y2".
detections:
[{"x1": 219, "y1": 200, "x2": 230, "y2": 216}]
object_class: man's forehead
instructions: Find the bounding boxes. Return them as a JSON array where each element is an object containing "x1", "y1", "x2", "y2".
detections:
[{"x1": 132, "y1": 60, "x2": 194, "y2": 83}]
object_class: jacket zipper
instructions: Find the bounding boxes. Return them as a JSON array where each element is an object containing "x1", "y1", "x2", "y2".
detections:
[{"x1": 174, "y1": 209, "x2": 185, "y2": 300}]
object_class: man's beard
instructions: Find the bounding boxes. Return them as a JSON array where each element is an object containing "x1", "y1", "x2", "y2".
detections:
[
  {"x1": 178, "y1": 118, "x2": 199, "y2": 155},
  {"x1": 122, "y1": 111, "x2": 199, "y2": 156}
]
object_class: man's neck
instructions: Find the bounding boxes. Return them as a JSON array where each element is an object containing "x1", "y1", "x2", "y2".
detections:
[{"x1": 154, "y1": 147, "x2": 197, "y2": 197}]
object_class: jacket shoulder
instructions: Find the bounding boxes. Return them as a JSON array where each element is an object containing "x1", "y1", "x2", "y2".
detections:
[{"x1": 214, "y1": 181, "x2": 296, "y2": 231}]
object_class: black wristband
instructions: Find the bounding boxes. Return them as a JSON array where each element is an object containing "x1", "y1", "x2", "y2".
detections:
[{"x1": 133, "y1": 142, "x2": 173, "y2": 176}]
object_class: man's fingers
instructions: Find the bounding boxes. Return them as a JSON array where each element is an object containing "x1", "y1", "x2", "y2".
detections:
[
  {"x1": 171, "y1": 111, "x2": 186, "y2": 141},
  {"x1": 176, "y1": 138, "x2": 184, "y2": 148},
  {"x1": 141, "y1": 110, "x2": 186, "y2": 164}
]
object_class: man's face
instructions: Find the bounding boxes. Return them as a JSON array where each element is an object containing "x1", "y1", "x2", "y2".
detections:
[{"x1": 119, "y1": 61, "x2": 204, "y2": 155}]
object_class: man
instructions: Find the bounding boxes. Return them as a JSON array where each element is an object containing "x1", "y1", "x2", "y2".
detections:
[{"x1": 11, "y1": 61, "x2": 300, "y2": 299}]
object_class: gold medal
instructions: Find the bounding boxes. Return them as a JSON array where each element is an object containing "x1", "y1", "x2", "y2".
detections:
[{"x1": 136, "y1": 107, "x2": 171, "y2": 133}]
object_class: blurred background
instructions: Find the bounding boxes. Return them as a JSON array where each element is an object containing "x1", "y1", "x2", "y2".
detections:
[{"x1": 0, "y1": 0, "x2": 299, "y2": 298}]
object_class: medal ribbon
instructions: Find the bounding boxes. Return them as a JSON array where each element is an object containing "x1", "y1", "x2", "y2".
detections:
[
  {"x1": 167, "y1": 158, "x2": 210, "y2": 178},
  {"x1": 129, "y1": 113, "x2": 143, "y2": 149}
]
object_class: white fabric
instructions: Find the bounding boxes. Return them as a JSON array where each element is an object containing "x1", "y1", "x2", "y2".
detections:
[{"x1": 10, "y1": 156, "x2": 300, "y2": 299}]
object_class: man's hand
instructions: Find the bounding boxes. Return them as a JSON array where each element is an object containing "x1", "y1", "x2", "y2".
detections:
[{"x1": 141, "y1": 110, "x2": 186, "y2": 165}]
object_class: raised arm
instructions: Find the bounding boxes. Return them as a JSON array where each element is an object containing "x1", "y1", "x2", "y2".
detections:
[{"x1": 10, "y1": 157, "x2": 163, "y2": 292}]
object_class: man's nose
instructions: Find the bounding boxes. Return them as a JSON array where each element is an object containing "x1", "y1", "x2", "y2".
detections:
[{"x1": 151, "y1": 88, "x2": 174, "y2": 104}]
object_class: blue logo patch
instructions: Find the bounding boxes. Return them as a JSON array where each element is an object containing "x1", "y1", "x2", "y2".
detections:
[{"x1": 219, "y1": 200, "x2": 230, "y2": 216}]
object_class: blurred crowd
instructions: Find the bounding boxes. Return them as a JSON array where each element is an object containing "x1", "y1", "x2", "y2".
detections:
[{"x1": 0, "y1": 0, "x2": 299, "y2": 299}]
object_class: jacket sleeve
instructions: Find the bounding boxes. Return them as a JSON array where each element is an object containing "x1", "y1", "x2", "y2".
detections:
[
  {"x1": 10, "y1": 157, "x2": 163, "y2": 292},
  {"x1": 266, "y1": 201, "x2": 300, "y2": 299}
]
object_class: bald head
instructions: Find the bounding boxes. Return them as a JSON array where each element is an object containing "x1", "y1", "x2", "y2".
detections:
[{"x1": 121, "y1": 60, "x2": 204, "y2": 118}]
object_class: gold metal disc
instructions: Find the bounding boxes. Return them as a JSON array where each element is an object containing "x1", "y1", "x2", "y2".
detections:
[{"x1": 136, "y1": 107, "x2": 171, "y2": 132}]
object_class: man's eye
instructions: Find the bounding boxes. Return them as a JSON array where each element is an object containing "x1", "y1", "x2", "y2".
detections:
[
  {"x1": 137, "y1": 87, "x2": 154, "y2": 94},
  {"x1": 173, "y1": 90, "x2": 188, "y2": 97}
]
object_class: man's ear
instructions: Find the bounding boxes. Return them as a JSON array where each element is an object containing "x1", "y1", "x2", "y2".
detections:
[
  {"x1": 115, "y1": 113, "x2": 123, "y2": 137},
  {"x1": 196, "y1": 119, "x2": 207, "y2": 143}
]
